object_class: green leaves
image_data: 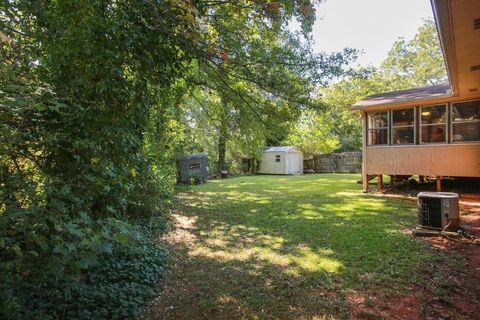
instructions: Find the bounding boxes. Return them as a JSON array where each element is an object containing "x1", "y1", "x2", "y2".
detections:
[
  {"x1": 175, "y1": 0, "x2": 356, "y2": 172},
  {"x1": 1, "y1": 1, "x2": 352, "y2": 319},
  {"x1": 65, "y1": 223, "x2": 85, "y2": 238},
  {"x1": 285, "y1": 109, "x2": 341, "y2": 156},
  {"x1": 79, "y1": 254, "x2": 98, "y2": 269},
  {"x1": 320, "y1": 18, "x2": 447, "y2": 152},
  {"x1": 115, "y1": 233, "x2": 129, "y2": 244},
  {"x1": 380, "y1": 18, "x2": 447, "y2": 87}
]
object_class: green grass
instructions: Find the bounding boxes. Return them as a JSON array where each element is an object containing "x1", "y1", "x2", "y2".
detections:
[{"x1": 145, "y1": 174, "x2": 459, "y2": 319}]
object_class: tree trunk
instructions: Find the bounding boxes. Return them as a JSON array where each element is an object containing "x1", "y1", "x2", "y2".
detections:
[{"x1": 217, "y1": 121, "x2": 228, "y2": 175}]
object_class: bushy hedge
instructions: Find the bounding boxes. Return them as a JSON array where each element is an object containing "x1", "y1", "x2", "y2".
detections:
[
  {"x1": 1, "y1": 2, "x2": 181, "y2": 319},
  {"x1": 0, "y1": 61, "x2": 173, "y2": 319},
  {"x1": 70, "y1": 241, "x2": 166, "y2": 320},
  {"x1": 0, "y1": 219, "x2": 168, "y2": 320}
]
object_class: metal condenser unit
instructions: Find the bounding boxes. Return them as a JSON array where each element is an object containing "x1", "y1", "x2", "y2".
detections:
[{"x1": 417, "y1": 192, "x2": 460, "y2": 230}]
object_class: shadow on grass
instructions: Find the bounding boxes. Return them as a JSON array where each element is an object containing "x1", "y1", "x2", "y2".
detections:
[{"x1": 143, "y1": 174, "x2": 454, "y2": 320}]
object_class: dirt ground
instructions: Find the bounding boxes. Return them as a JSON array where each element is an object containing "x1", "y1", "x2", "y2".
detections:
[{"x1": 347, "y1": 192, "x2": 480, "y2": 320}]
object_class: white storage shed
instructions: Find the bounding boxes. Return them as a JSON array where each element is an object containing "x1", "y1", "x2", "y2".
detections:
[{"x1": 258, "y1": 146, "x2": 303, "y2": 175}]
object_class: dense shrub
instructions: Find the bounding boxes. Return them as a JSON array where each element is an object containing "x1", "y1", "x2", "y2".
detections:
[
  {"x1": 69, "y1": 239, "x2": 166, "y2": 319},
  {"x1": 0, "y1": 2, "x2": 182, "y2": 318},
  {"x1": 1, "y1": 221, "x2": 167, "y2": 320},
  {"x1": 0, "y1": 59, "x2": 171, "y2": 319}
]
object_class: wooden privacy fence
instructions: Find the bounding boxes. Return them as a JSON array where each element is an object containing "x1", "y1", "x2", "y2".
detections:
[{"x1": 304, "y1": 152, "x2": 362, "y2": 173}]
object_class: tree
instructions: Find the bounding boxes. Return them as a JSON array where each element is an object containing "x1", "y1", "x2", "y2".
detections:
[
  {"x1": 1, "y1": 1, "x2": 357, "y2": 317},
  {"x1": 321, "y1": 69, "x2": 387, "y2": 151},
  {"x1": 321, "y1": 18, "x2": 447, "y2": 152},
  {"x1": 180, "y1": 1, "x2": 357, "y2": 173},
  {"x1": 380, "y1": 18, "x2": 447, "y2": 87},
  {"x1": 285, "y1": 109, "x2": 340, "y2": 157}
]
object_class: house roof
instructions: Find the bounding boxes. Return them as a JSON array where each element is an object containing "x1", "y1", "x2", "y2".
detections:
[
  {"x1": 352, "y1": 0, "x2": 480, "y2": 112},
  {"x1": 265, "y1": 146, "x2": 299, "y2": 153},
  {"x1": 431, "y1": 0, "x2": 480, "y2": 99},
  {"x1": 351, "y1": 83, "x2": 452, "y2": 110}
]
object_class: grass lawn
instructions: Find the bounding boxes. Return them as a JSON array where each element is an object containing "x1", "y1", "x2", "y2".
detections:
[{"x1": 143, "y1": 174, "x2": 461, "y2": 319}]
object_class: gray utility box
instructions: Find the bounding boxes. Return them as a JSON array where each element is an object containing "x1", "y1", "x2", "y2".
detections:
[
  {"x1": 176, "y1": 152, "x2": 209, "y2": 183},
  {"x1": 417, "y1": 192, "x2": 460, "y2": 230}
]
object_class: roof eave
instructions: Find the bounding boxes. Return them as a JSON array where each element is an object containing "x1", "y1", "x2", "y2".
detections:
[
  {"x1": 351, "y1": 0, "x2": 459, "y2": 112},
  {"x1": 430, "y1": 0, "x2": 458, "y2": 96},
  {"x1": 350, "y1": 92, "x2": 454, "y2": 111}
]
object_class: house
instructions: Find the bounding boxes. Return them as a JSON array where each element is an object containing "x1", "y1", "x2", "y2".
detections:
[
  {"x1": 352, "y1": 0, "x2": 480, "y2": 192},
  {"x1": 258, "y1": 146, "x2": 303, "y2": 175}
]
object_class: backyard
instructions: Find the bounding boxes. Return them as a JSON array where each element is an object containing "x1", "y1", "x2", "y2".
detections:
[
  {"x1": 4, "y1": 2, "x2": 480, "y2": 319},
  {"x1": 142, "y1": 174, "x2": 479, "y2": 319}
]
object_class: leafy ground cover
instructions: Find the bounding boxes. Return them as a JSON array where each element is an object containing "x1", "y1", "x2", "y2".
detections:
[
  {"x1": 142, "y1": 174, "x2": 478, "y2": 319},
  {"x1": 1, "y1": 217, "x2": 168, "y2": 320}
]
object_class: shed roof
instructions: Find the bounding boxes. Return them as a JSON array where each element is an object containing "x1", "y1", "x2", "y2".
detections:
[
  {"x1": 351, "y1": 83, "x2": 452, "y2": 110},
  {"x1": 178, "y1": 152, "x2": 208, "y2": 160},
  {"x1": 265, "y1": 146, "x2": 299, "y2": 153}
]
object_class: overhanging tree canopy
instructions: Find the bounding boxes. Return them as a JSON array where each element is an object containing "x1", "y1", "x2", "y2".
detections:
[{"x1": 0, "y1": 1, "x2": 357, "y2": 318}]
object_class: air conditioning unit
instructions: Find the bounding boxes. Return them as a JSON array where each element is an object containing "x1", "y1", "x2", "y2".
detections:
[{"x1": 417, "y1": 192, "x2": 460, "y2": 230}]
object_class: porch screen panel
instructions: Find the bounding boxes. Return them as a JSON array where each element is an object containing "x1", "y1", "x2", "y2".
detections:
[
  {"x1": 367, "y1": 111, "x2": 388, "y2": 146},
  {"x1": 451, "y1": 100, "x2": 480, "y2": 142},
  {"x1": 420, "y1": 105, "x2": 447, "y2": 143},
  {"x1": 392, "y1": 108, "x2": 415, "y2": 144}
]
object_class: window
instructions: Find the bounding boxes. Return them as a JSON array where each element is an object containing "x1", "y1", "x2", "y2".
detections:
[
  {"x1": 275, "y1": 155, "x2": 281, "y2": 162},
  {"x1": 367, "y1": 111, "x2": 388, "y2": 145},
  {"x1": 420, "y1": 104, "x2": 447, "y2": 143},
  {"x1": 391, "y1": 108, "x2": 415, "y2": 144},
  {"x1": 188, "y1": 163, "x2": 201, "y2": 169},
  {"x1": 451, "y1": 100, "x2": 480, "y2": 142}
]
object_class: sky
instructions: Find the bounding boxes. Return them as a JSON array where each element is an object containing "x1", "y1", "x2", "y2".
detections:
[{"x1": 310, "y1": 0, "x2": 434, "y2": 67}]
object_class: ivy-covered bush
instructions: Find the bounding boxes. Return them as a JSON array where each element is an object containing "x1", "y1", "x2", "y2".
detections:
[
  {"x1": 1, "y1": 221, "x2": 167, "y2": 320},
  {"x1": 69, "y1": 239, "x2": 166, "y2": 319},
  {"x1": 1, "y1": 2, "x2": 182, "y2": 319}
]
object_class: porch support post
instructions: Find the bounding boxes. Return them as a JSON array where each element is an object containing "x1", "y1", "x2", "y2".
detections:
[
  {"x1": 377, "y1": 174, "x2": 383, "y2": 192},
  {"x1": 362, "y1": 112, "x2": 368, "y2": 193},
  {"x1": 363, "y1": 174, "x2": 369, "y2": 193},
  {"x1": 436, "y1": 176, "x2": 442, "y2": 192}
]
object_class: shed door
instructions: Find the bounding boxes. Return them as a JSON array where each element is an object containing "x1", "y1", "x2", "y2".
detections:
[
  {"x1": 289, "y1": 154, "x2": 300, "y2": 174},
  {"x1": 274, "y1": 154, "x2": 282, "y2": 173}
]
